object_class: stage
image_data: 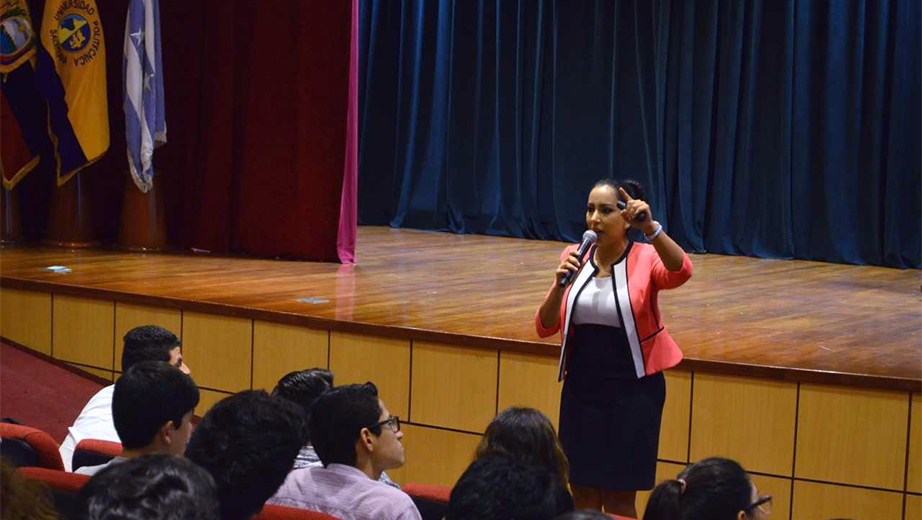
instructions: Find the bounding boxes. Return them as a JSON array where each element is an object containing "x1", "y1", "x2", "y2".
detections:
[
  {"x1": 2, "y1": 227, "x2": 921, "y2": 518},
  {"x1": 1, "y1": 226, "x2": 919, "y2": 390}
]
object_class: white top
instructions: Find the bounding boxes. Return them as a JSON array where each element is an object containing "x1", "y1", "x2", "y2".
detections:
[
  {"x1": 59, "y1": 385, "x2": 121, "y2": 472},
  {"x1": 269, "y1": 463, "x2": 422, "y2": 520},
  {"x1": 571, "y1": 275, "x2": 621, "y2": 327}
]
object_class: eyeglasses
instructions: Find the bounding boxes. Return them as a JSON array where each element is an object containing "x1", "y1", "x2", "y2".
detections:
[
  {"x1": 745, "y1": 494, "x2": 773, "y2": 515},
  {"x1": 370, "y1": 415, "x2": 401, "y2": 433}
]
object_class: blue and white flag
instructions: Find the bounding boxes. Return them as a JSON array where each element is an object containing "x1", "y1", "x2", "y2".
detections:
[{"x1": 123, "y1": 0, "x2": 165, "y2": 193}]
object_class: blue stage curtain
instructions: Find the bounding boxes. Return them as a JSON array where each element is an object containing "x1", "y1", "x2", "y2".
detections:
[{"x1": 358, "y1": 0, "x2": 920, "y2": 268}]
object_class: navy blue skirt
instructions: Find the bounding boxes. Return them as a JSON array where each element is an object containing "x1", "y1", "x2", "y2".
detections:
[{"x1": 558, "y1": 323, "x2": 666, "y2": 491}]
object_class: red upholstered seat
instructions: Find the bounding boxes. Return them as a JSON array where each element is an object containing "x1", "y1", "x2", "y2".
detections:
[
  {"x1": 0, "y1": 423, "x2": 65, "y2": 470},
  {"x1": 253, "y1": 504, "x2": 344, "y2": 520},
  {"x1": 73, "y1": 438, "x2": 122, "y2": 471},
  {"x1": 18, "y1": 466, "x2": 91, "y2": 492},
  {"x1": 402, "y1": 482, "x2": 451, "y2": 503}
]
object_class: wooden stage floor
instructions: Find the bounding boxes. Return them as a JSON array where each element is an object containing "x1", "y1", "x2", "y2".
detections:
[{"x1": 2, "y1": 226, "x2": 919, "y2": 391}]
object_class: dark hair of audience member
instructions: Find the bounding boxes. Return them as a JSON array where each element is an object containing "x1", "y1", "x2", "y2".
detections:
[
  {"x1": 476, "y1": 406, "x2": 569, "y2": 485},
  {"x1": 112, "y1": 361, "x2": 199, "y2": 450},
  {"x1": 272, "y1": 368, "x2": 333, "y2": 443},
  {"x1": 643, "y1": 457, "x2": 752, "y2": 520},
  {"x1": 446, "y1": 454, "x2": 574, "y2": 520},
  {"x1": 121, "y1": 325, "x2": 180, "y2": 372},
  {"x1": 0, "y1": 457, "x2": 58, "y2": 520},
  {"x1": 310, "y1": 382, "x2": 382, "y2": 467},
  {"x1": 74, "y1": 454, "x2": 220, "y2": 520},
  {"x1": 185, "y1": 390, "x2": 305, "y2": 520},
  {"x1": 554, "y1": 511, "x2": 612, "y2": 520}
]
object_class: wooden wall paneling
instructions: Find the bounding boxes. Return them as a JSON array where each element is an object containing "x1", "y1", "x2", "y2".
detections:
[
  {"x1": 411, "y1": 341, "x2": 498, "y2": 433},
  {"x1": 252, "y1": 321, "x2": 329, "y2": 392},
  {"x1": 690, "y1": 373, "x2": 797, "y2": 476},
  {"x1": 114, "y1": 303, "x2": 182, "y2": 372},
  {"x1": 197, "y1": 388, "x2": 233, "y2": 417},
  {"x1": 907, "y1": 494, "x2": 921, "y2": 520},
  {"x1": 749, "y1": 473, "x2": 792, "y2": 520},
  {"x1": 796, "y1": 384, "x2": 909, "y2": 490},
  {"x1": 67, "y1": 362, "x2": 112, "y2": 382},
  {"x1": 181, "y1": 312, "x2": 252, "y2": 393},
  {"x1": 497, "y1": 351, "x2": 562, "y2": 427},
  {"x1": 0, "y1": 288, "x2": 51, "y2": 355},
  {"x1": 791, "y1": 481, "x2": 903, "y2": 520},
  {"x1": 52, "y1": 295, "x2": 114, "y2": 369},
  {"x1": 660, "y1": 369, "x2": 692, "y2": 463},
  {"x1": 329, "y1": 332, "x2": 410, "y2": 419},
  {"x1": 909, "y1": 393, "x2": 921, "y2": 493},
  {"x1": 398, "y1": 424, "x2": 482, "y2": 488},
  {"x1": 636, "y1": 461, "x2": 687, "y2": 519}
]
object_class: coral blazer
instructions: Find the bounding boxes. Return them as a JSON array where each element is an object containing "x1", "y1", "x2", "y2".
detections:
[{"x1": 535, "y1": 241, "x2": 693, "y2": 380}]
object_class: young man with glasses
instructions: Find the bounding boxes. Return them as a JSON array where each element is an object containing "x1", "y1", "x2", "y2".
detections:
[{"x1": 269, "y1": 382, "x2": 422, "y2": 520}]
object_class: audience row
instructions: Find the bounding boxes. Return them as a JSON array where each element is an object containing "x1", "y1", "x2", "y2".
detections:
[{"x1": 9, "y1": 325, "x2": 825, "y2": 520}]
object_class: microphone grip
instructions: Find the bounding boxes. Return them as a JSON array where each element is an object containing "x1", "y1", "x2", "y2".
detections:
[
  {"x1": 616, "y1": 200, "x2": 647, "y2": 222},
  {"x1": 558, "y1": 241, "x2": 592, "y2": 287}
]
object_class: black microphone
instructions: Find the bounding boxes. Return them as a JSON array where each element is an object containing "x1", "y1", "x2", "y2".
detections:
[
  {"x1": 616, "y1": 200, "x2": 647, "y2": 222},
  {"x1": 559, "y1": 230, "x2": 598, "y2": 287}
]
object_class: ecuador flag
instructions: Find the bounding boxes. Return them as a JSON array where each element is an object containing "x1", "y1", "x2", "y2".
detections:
[
  {"x1": 37, "y1": 0, "x2": 109, "y2": 186},
  {"x1": 1, "y1": 0, "x2": 46, "y2": 189}
]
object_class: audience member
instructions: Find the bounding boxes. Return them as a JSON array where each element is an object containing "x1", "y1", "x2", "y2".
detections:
[
  {"x1": 269, "y1": 382, "x2": 421, "y2": 520},
  {"x1": 476, "y1": 406, "x2": 569, "y2": 485},
  {"x1": 74, "y1": 454, "x2": 219, "y2": 520},
  {"x1": 1, "y1": 457, "x2": 58, "y2": 520},
  {"x1": 75, "y1": 361, "x2": 199, "y2": 476},
  {"x1": 643, "y1": 457, "x2": 772, "y2": 520},
  {"x1": 446, "y1": 454, "x2": 574, "y2": 520},
  {"x1": 272, "y1": 368, "x2": 400, "y2": 488},
  {"x1": 554, "y1": 512, "x2": 613, "y2": 520},
  {"x1": 60, "y1": 325, "x2": 189, "y2": 471},
  {"x1": 185, "y1": 390, "x2": 305, "y2": 520}
]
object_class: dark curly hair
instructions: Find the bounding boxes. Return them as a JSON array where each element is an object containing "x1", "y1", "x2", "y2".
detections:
[
  {"x1": 74, "y1": 454, "x2": 219, "y2": 520},
  {"x1": 272, "y1": 368, "x2": 333, "y2": 444},
  {"x1": 122, "y1": 325, "x2": 181, "y2": 373},
  {"x1": 476, "y1": 407, "x2": 569, "y2": 485},
  {"x1": 184, "y1": 390, "x2": 304, "y2": 520}
]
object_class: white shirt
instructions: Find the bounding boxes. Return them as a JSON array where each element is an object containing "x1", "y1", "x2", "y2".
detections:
[
  {"x1": 59, "y1": 385, "x2": 120, "y2": 472},
  {"x1": 571, "y1": 275, "x2": 622, "y2": 327},
  {"x1": 269, "y1": 464, "x2": 422, "y2": 520}
]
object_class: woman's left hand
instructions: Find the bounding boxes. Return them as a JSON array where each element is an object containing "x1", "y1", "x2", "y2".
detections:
[{"x1": 618, "y1": 187, "x2": 658, "y2": 236}]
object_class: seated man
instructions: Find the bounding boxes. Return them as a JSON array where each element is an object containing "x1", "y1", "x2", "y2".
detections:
[
  {"x1": 60, "y1": 325, "x2": 190, "y2": 471},
  {"x1": 185, "y1": 390, "x2": 305, "y2": 520},
  {"x1": 75, "y1": 453, "x2": 220, "y2": 520},
  {"x1": 76, "y1": 360, "x2": 199, "y2": 476},
  {"x1": 271, "y1": 368, "x2": 400, "y2": 488},
  {"x1": 446, "y1": 454, "x2": 574, "y2": 520},
  {"x1": 269, "y1": 382, "x2": 421, "y2": 520}
]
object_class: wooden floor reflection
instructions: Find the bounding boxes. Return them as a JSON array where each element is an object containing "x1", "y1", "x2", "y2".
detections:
[{"x1": 2, "y1": 226, "x2": 919, "y2": 390}]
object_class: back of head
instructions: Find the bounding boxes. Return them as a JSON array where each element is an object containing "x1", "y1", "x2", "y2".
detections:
[
  {"x1": 447, "y1": 454, "x2": 574, "y2": 520},
  {"x1": 310, "y1": 382, "x2": 381, "y2": 467},
  {"x1": 271, "y1": 368, "x2": 333, "y2": 443},
  {"x1": 476, "y1": 406, "x2": 569, "y2": 485},
  {"x1": 554, "y1": 512, "x2": 612, "y2": 520},
  {"x1": 112, "y1": 361, "x2": 199, "y2": 450},
  {"x1": 75, "y1": 454, "x2": 219, "y2": 520},
  {"x1": 122, "y1": 325, "x2": 180, "y2": 372},
  {"x1": 185, "y1": 390, "x2": 304, "y2": 520},
  {"x1": 1, "y1": 457, "x2": 58, "y2": 520},
  {"x1": 643, "y1": 457, "x2": 751, "y2": 520}
]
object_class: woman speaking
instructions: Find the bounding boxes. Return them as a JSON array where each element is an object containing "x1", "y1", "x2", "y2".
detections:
[{"x1": 535, "y1": 179, "x2": 692, "y2": 518}]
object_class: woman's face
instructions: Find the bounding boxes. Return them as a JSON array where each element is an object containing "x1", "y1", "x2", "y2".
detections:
[{"x1": 586, "y1": 184, "x2": 629, "y2": 246}]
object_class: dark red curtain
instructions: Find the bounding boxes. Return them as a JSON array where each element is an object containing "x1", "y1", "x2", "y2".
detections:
[{"x1": 19, "y1": 0, "x2": 352, "y2": 262}]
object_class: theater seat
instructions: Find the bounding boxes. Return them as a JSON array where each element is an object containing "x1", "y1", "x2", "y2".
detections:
[
  {"x1": 73, "y1": 439, "x2": 122, "y2": 471},
  {"x1": 18, "y1": 466, "x2": 91, "y2": 519},
  {"x1": 402, "y1": 482, "x2": 450, "y2": 520},
  {"x1": 254, "y1": 504, "x2": 344, "y2": 520},
  {"x1": 0, "y1": 423, "x2": 65, "y2": 470}
]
